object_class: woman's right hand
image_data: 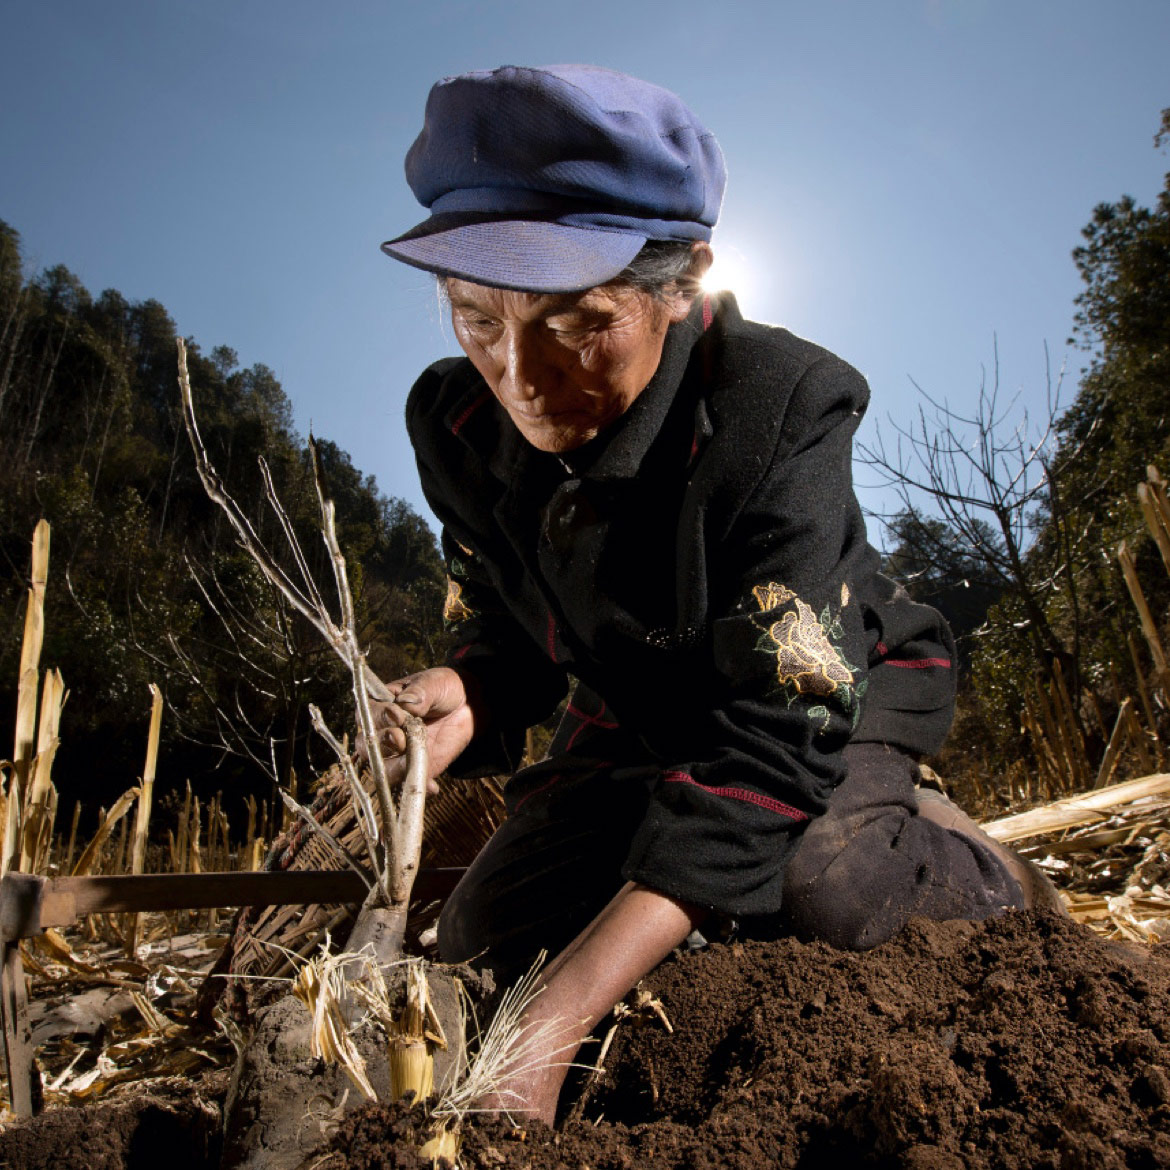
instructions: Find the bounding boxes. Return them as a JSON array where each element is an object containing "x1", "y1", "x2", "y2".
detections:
[{"x1": 360, "y1": 666, "x2": 478, "y2": 788}]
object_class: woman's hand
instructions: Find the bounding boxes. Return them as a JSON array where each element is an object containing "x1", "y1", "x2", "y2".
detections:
[
  {"x1": 477, "y1": 883, "x2": 703, "y2": 1124},
  {"x1": 360, "y1": 666, "x2": 478, "y2": 790}
]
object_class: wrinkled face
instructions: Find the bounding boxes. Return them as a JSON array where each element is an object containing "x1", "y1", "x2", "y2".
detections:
[{"x1": 446, "y1": 278, "x2": 690, "y2": 453}]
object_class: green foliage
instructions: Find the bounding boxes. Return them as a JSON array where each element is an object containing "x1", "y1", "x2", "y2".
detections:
[
  {"x1": 881, "y1": 110, "x2": 1170, "y2": 792},
  {"x1": 0, "y1": 219, "x2": 447, "y2": 811}
]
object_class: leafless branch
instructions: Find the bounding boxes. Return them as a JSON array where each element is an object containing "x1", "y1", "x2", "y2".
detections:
[
  {"x1": 858, "y1": 340, "x2": 1086, "y2": 695},
  {"x1": 278, "y1": 788, "x2": 373, "y2": 890},
  {"x1": 177, "y1": 338, "x2": 429, "y2": 950}
]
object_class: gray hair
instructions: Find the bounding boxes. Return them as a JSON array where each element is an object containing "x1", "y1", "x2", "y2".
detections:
[{"x1": 616, "y1": 240, "x2": 705, "y2": 302}]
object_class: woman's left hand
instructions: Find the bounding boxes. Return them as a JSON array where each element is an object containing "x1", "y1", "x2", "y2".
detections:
[
  {"x1": 358, "y1": 666, "x2": 478, "y2": 792},
  {"x1": 477, "y1": 882, "x2": 703, "y2": 1123}
]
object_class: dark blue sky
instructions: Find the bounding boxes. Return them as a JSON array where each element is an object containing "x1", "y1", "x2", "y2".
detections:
[{"x1": 3, "y1": 0, "x2": 1167, "y2": 538}]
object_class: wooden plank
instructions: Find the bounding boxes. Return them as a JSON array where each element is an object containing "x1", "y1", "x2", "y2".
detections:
[
  {"x1": 40, "y1": 871, "x2": 366, "y2": 928},
  {"x1": 1, "y1": 938, "x2": 36, "y2": 1116},
  {"x1": 1, "y1": 868, "x2": 466, "y2": 937}
]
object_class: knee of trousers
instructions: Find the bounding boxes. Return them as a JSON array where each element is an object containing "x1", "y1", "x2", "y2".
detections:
[
  {"x1": 781, "y1": 812, "x2": 925, "y2": 952},
  {"x1": 437, "y1": 875, "x2": 492, "y2": 967}
]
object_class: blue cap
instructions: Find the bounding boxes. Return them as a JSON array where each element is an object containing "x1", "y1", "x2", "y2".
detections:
[{"x1": 382, "y1": 65, "x2": 726, "y2": 293}]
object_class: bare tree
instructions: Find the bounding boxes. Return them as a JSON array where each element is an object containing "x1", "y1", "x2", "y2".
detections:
[
  {"x1": 176, "y1": 338, "x2": 428, "y2": 962},
  {"x1": 858, "y1": 342, "x2": 1098, "y2": 702}
]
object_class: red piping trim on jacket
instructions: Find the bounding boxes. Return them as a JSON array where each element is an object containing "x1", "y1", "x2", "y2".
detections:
[
  {"x1": 545, "y1": 611, "x2": 558, "y2": 661},
  {"x1": 564, "y1": 701, "x2": 619, "y2": 751},
  {"x1": 702, "y1": 295, "x2": 714, "y2": 331},
  {"x1": 662, "y1": 770, "x2": 809, "y2": 822},
  {"x1": 450, "y1": 390, "x2": 493, "y2": 436},
  {"x1": 874, "y1": 641, "x2": 951, "y2": 669},
  {"x1": 512, "y1": 773, "x2": 562, "y2": 813},
  {"x1": 512, "y1": 759, "x2": 616, "y2": 813}
]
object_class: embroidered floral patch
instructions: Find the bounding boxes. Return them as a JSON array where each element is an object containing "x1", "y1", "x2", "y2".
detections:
[
  {"x1": 752, "y1": 582, "x2": 796, "y2": 611},
  {"x1": 765, "y1": 598, "x2": 854, "y2": 697},
  {"x1": 443, "y1": 577, "x2": 473, "y2": 625},
  {"x1": 751, "y1": 581, "x2": 864, "y2": 732}
]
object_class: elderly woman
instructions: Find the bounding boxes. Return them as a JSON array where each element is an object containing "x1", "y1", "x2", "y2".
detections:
[{"x1": 372, "y1": 65, "x2": 1053, "y2": 1121}]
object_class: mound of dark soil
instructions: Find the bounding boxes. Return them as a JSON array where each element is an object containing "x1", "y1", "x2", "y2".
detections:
[
  {"x1": 4, "y1": 910, "x2": 1169, "y2": 1169},
  {"x1": 0, "y1": 1074, "x2": 226, "y2": 1170},
  {"x1": 320, "y1": 911, "x2": 1170, "y2": 1170}
]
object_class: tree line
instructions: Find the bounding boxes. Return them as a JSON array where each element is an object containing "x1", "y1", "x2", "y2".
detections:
[
  {"x1": 874, "y1": 109, "x2": 1170, "y2": 796},
  {"x1": 0, "y1": 218, "x2": 448, "y2": 817}
]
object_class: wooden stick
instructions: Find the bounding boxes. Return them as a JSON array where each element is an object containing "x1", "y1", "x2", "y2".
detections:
[
  {"x1": 189, "y1": 797, "x2": 203, "y2": 929},
  {"x1": 113, "y1": 813, "x2": 130, "y2": 876},
  {"x1": 1, "y1": 938, "x2": 34, "y2": 1116},
  {"x1": 21, "y1": 669, "x2": 64, "y2": 873},
  {"x1": 189, "y1": 797, "x2": 202, "y2": 875},
  {"x1": 36, "y1": 787, "x2": 58, "y2": 877},
  {"x1": 207, "y1": 793, "x2": 221, "y2": 872},
  {"x1": 244, "y1": 796, "x2": 257, "y2": 856},
  {"x1": 63, "y1": 800, "x2": 80, "y2": 876}
]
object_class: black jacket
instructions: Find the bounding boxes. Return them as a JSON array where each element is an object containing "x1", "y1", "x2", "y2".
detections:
[{"x1": 406, "y1": 293, "x2": 955, "y2": 914}]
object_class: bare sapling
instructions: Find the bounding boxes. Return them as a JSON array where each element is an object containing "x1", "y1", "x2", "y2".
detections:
[{"x1": 176, "y1": 337, "x2": 429, "y2": 964}]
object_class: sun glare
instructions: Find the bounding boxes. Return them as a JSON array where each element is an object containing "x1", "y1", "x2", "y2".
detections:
[{"x1": 701, "y1": 247, "x2": 756, "y2": 304}]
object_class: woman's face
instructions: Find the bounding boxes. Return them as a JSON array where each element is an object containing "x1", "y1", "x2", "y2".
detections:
[{"x1": 446, "y1": 277, "x2": 692, "y2": 453}]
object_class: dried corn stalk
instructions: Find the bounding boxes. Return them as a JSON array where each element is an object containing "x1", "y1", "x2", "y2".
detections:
[
  {"x1": 125, "y1": 685, "x2": 164, "y2": 954},
  {"x1": 982, "y1": 772, "x2": 1170, "y2": 842},
  {"x1": 3, "y1": 520, "x2": 51, "y2": 877},
  {"x1": 72, "y1": 788, "x2": 141, "y2": 877},
  {"x1": 291, "y1": 948, "x2": 377, "y2": 1102}
]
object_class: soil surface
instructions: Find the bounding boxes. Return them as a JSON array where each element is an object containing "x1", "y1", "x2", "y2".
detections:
[{"x1": 4, "y1": 909, "x2": 1170, "y2": 1169}]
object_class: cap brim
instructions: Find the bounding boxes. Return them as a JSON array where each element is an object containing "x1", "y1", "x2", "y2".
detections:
[{"x1": 381, "y1": 218, "x2": 646, "y2": 293}]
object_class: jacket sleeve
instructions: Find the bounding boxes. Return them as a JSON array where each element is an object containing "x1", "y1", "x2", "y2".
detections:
[
  {"x1": 853, "y1": 573, "x2": 957, "y2": 756},
  {"x1": 406, "y1": 366, "x2": 569, "y2": 778},
  {"x1": 621, "y1": 353, "x2": 880, "y2": 916}
]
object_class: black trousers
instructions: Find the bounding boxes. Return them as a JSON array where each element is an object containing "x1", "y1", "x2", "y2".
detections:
[{"x1": 438, "y1": 742, "x2": 1023, "y2": 986}]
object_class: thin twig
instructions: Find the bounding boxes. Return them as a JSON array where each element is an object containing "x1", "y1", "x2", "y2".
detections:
[{"x1": 308, "y1": 703, "x2": 382, "y2": 860}]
